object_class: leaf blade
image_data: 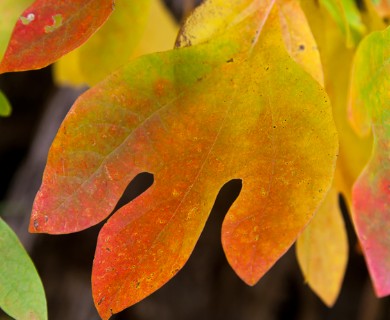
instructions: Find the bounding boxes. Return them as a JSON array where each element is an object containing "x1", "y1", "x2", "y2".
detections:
[{"x1": 31, "y1": 2, "x2": 338, "y2": 317}]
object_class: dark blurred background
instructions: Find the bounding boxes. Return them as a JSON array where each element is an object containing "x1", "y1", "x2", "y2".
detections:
[{"x1": 0, "y1": 1, "x2": 389, "y2": 319}]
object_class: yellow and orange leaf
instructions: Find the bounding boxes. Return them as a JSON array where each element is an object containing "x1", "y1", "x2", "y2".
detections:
[
  {"x1": 30, "y1": 1, "x2": 338, "y2": 317},
  {"x1": 349, "y1": 26, "x2": 390, "y2": 297},
  {"x1": 0, "y1": 0, "x2": 114, "y2": 73}
]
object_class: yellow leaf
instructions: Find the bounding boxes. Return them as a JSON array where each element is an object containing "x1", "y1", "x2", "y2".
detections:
[
  {"x1": 132, "y1": 0, "x2": 179, "y2": 57},
  {"x1": 296, "y1": 1, "x2": 369, "y2": 305},
  {"x1": 54, "y1": 0, "x2": 178, "y2": 86},
  {"x1": 278, "y1": 0, "x2": 324, "y2": 85},
  {"x1": 297, "y1": 188, "x2": 348, "y2": 307}
]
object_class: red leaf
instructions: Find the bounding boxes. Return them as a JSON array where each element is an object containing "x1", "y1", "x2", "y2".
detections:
[{"x1": 0, "y1": 0, "x2": 114, "y2": 73}]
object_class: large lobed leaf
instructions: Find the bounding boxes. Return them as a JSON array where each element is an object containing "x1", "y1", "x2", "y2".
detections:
[
  {"x1": 0, "y1": 0, "x2": 114, "y2": 73},
  {"x1": 30, "y1": 0, "x2": 338, "y2": 317},
  {"x1": 0, "y1": 218, "x2": 47, "y2": 320},
  {"x1": 348, "y1": 26, "x2": 390, "y2": 297}
]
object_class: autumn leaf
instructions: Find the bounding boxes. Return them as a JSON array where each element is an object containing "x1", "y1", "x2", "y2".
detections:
[
  {"x1": 278, "y1": 0, "x2": 324, "y2": 85},
  {"x1": 0, "y1": 218, "x2": 47, "y2": 320},
  {"x1": 176, "y1": 0, "x2": 323, "y2": 84},
  {"x1": 0, "y1": 0, "x2": 34, "y2": 60},
  {"x1": 296, "y1": 188, "x2": 347, "y2": 306},
  {"x1": 298, "y1": 0, "x2": 387, "y2": 304},
  {"x1": 0, "y1": 91, "x2": 11, "y2": 117},
  {"x1": 348, "y1": 26, "x2": 390, "y2": 297},
  {"x1": 54, "y1": 0, "x2": 178, "y2": 86},
  {"x1": 29, "y1": 1, "x2": 338, "y2": 317},
  {"x1": 0, "y1": 0, "x2": 114, "y2": 73},
  {"x1": 177, "y1": 0, "x2": 332, "y2": 291},
  {"x1": 295, "y1": 1, "x2": 367, "y2": 305}
]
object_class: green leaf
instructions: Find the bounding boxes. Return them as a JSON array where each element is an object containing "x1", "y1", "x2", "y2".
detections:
[
  {"x1": 0, "y1": 218, "x2": 47, "y2": 320},
  {"x1": 0, "y1": 91, "x2": 11, "y2": 117}
]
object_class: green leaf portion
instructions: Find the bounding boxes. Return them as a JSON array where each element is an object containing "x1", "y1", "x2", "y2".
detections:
[
  {"x1": 0, "y1": 218, "x2": 47, "y2": 320},
  {"x1": 0, "y1": 91, "x2": 11, "y2": 117}
]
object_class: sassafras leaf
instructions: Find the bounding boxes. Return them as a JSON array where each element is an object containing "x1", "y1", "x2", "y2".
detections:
[{"x1": 30, "y1": 1, "x2": 338, "y2": 318}]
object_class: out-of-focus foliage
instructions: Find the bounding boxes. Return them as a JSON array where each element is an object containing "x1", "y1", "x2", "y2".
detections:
[
  {"x1": 0, "y1": 218, "x2": 47, "y2": 320},
  {"x1": 54, "y1": 0, "x2": 179, "y2": 86},
  {"x1": 0, "y1": 91, "x2": 11, "y2": 117},
  {"x1": 349, "y1": 25, "x2": 390, "y2": 297}
]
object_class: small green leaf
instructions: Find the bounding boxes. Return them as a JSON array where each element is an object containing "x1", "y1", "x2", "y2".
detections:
[
  {"x1": 0, "y1": 218, "x2": 47, "y2": 320},
  {"x1": 0, "y1": 91, "x2": 11, "y2": 117}
]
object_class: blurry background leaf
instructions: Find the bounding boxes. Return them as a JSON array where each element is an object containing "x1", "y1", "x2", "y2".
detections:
[
  {"x1": 348, "y1": 25, "x2": 390, "y2": 297},
  {"x1": 371, "y1": 0, "x2": 390, "y2": 18},
  {"x1": 0, "y1": 218, "x2": 47, "y2": 320},
  {"x1": 297, "y1": 188, "x2": 348, "y2": 306},
  {"x1": 319, "y1": 0, "x2": 366, "y2": 46},
  {"x1": 54, "y1": 0, "x2": 178, "y2": 86},
  {"x1": 0, "y1": 91, "x2": 11, "y2": 117}
]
